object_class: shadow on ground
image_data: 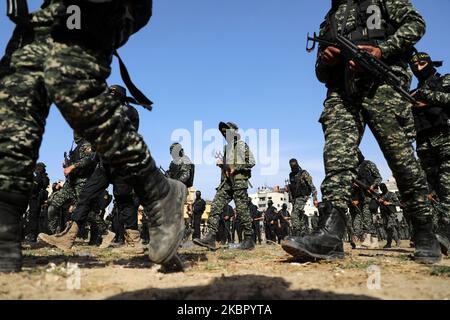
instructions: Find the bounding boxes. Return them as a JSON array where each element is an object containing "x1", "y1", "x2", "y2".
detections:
[{"x1": 106, "y1": 275, "x2": 380, "y2": 300}]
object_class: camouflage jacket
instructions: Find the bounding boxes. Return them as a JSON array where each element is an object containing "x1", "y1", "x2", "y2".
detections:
[
  {"x1": 415, "y1": 73, "x2": 450, "y2": 108},
  {"x1": 357, "y1": 160, "x2": 382, "y2": 187},
  {"x1": 413, "y1": 73, "x2": 450, "y2": 136},
  {"x1": 220, "y1": 140, "x2": 256, "y2": 189},
  {"x1": 168, "y1": 155, "x2": 192, "y2": 186},
  {"x1": 69, "y1": 140, "x2": 96, "y2": 184},
  {"x1": 380, "y1": 191, "x2": 400, "y2": 215},
  {"x1": 316, "y1": 0, "x2": 425, "y2": 86},
  {"x1": 289, "y1": 169, "x2": 318, "y2": 200}
]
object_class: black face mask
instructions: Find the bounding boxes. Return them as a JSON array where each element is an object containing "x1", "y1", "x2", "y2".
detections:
[
  {"x1": 290, "y1": 164, "x2": 300, "y2": 174},
  {"x1": 413, "y1": 64, "x2": 437, "y2": 83}
]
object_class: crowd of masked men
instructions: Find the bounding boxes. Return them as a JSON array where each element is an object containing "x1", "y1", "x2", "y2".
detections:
[{"x1": 24, "y1": 121, "x2": 415, "y2": 253}]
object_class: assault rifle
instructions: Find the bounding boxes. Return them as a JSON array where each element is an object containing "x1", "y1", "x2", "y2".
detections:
[
  {"x1": 6, "y1": 0, "x2": 29, "y2": 24},
  {"x1": 306, "y1": 32, "x2": 416, "y2": 105},
  {"x1": 215, "y1": 151, "x2": 235, "y2": 189},
  {"x1": 353, "y1": 179, "x2": 397, "y2": 213}
]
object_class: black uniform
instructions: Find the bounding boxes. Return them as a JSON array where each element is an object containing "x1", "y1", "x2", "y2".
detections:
[
  {"x1": 249, "y1": 202, "x2": 262, "y2": 244},
  {"x1": 264, "y1": 205, "x2": 278, "y2": 243},
  {"x1": 192, "y1": 197, "x2": 206, "y2": 240},
  {"x1": 26, "y1": 169, "x2": 49, "y2": 240},
  {"x1": 71, "y1": 104, "x2": 140, "y2": 234}
]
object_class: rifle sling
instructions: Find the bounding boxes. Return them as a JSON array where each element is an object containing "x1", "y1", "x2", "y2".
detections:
[{"x1": 113, "y1": 50, "x2": 153, "y2": 110}]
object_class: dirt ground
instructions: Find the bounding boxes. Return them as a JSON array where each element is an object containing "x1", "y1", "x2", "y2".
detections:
[{"x1": 1, "y1": 239, "x2": 449, "y2": 300}]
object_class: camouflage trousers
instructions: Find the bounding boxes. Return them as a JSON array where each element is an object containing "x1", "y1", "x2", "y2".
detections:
[
  {"x1": 290, "y1": 196, "x2": 309, "y2": 236},
  {"x1": 0, "y1": 30, "x2": 163, "y2": 203},
  {"x1": 416, "y1": 132, "x2": 450, "y2": 221},
  {"x1": 320, "y1": 86, "x2": 432, "y2": 220},
  {"x1": 349, "y1": 205, "x2": 363, "y2": 239},
  {"x1": 207, "y1": 182, "x2": 253, "y2": 238},
  {"x1": 47, "y1": 180, "x2": 85, "y2": 234},
  {"x1": 360, "y1": 197, "x2": 377, "y2": 236}
]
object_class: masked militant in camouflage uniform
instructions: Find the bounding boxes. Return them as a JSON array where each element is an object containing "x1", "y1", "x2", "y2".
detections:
[
  {"x1": 410, "y1": 52, "x2": 450, "y2": 255},
  {"x1": 24, "y1": 162, "x2": 49, "y2": 242},
  {"x1": 379, "y1": 183, "x2": 401, "y2": 248},
  {"x1": 0, "y1": 0, "x2": 186, "y2": 273},
  {"x1": 287, "y1": 159, "x2": 318, "y2": 236},
  {"x1": 282, "y1": 0, "x2": 442, "y2": 264},
  {"x1": 46, "y1": 134, "x2": 96, "y2": 234},
  {"x1": 355, "y1": 153, "x2": 382, "y2": 249},
  {"x1": 194, "y1": 122, "x2": 256, "y2": 251},
  {"x1": 40, "y1": 85, "x2": 143, "y2": 254},
  {"x1": 167, "y1": 143, "x2": 194, "y2": 188}
]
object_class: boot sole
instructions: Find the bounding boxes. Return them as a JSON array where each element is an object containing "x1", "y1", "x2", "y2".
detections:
[
  {"x1": 192, "y1": 238, "x2": 218, "y2": 251},
  {"x1": 38, "y1": 233, "x2": 72, "y2": 252},
  {"x1": 436, "y1": 234, "x2": 449, "y2": 256},
  {"x1": 414, "y1": 255, "x2": 442, "y2": 264},
  {"x1": 282, "y1": 240, "x2": 345, "y2": 261}
]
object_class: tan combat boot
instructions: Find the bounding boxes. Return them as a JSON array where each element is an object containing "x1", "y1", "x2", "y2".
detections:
[
  {"x1": 361, "y1": 233, "x2": 372, "y2": 248},
  {"x1": 38, "y1": 221, "x2": 79, "y2": 251},
  {"x1": 369, "y1": 236, "x2": 380, "y2": 249},
  {"x1": 112, "y1": 229, "x2": 145, "y2": 255},
  {"x1": 99, "y1": 230, "x2": 116, "y2": 249}
]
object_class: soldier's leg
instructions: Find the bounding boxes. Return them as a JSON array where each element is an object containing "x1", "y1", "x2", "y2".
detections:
[
  {"x1": 205, "y1": 189, "x2": 233, "y2": 236},
  {"x1": 364, "y1": 85, "x2": 440, "y2": 262},
  {"x1": 112, "y1": 176, "x2": 138, "y2": 230},
  {"x1": 361, "y1": 199, "x2": 377, "y2": 241},
  {"x1": 233, "y1": 189, "x2": 253, "y2": 238},
  {"x1": 193, "y1": 213, "x2": 201, "y2": 240},
  {"x1": 419, "y1": 134, "x2": 450, "y2": 254},
  {"x1": 26, "y1": 198, "x2": 40, "y2": 241},
  {"x1": 0, "y1": 36, "x2": 52, "y2": 271},
  {"x1": 70, "y1": 166, "x2": 110, "y2": 226},
  {"x1": 44, "y1": 41, "x2": 185, "y2": 264},
  {"x1": 282, "y1": 92, "x2": 364, "y2": 259},
  {"x1": 193, "y1": 188, "x2": 232, "y2": 249},
  {"x1": 291, "y1": 197, "x2": 309, "y2": 236}
]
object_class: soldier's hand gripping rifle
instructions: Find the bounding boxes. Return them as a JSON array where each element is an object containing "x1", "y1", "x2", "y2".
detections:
[
  {"x1": 306, "y1": 32, "x2": 416, "y2": 105},
  {"x1": 353, "y1": 179, "x2": 394, "y2": 211},
  {"x1": 215, "y1": 151, "x2": 236, "y2": 188},
  {"x1": 7, "y1": 0, "x2": 29, "y2": 24}
]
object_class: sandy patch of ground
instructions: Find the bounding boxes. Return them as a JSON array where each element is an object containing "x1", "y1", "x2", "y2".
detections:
[{"x1": 1, "y1": 240, "x2": 449, "y2": 300}]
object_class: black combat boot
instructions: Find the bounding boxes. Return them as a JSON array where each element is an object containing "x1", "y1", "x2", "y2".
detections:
[
  {"x1": 413, "y1": 217, "x2": 442, "y2": 264},
  {"x1": 282, "y1": 202, "x2": 346, "y2": 260},
  {"x1": 435, "y1": 217, "x2": 450, "y2": 256},
  {"x1": 193, "y1": 232, "x2": 217, "y2": 250},
  {"x1": 132, "y1": 169, "x2": 186, "y2": 265},
  {"x1": 0, "y1": 192, "x2": 28, "y2": 273},
  {"x1": 229, "y1": 236, "x2": 255, "y2": 250}
]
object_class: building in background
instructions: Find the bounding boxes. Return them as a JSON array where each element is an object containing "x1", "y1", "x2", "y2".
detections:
[{"x1": 249, "y1": 186, "x2": 318, "y2": 216}]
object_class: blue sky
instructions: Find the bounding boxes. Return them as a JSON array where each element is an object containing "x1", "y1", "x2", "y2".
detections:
[{"x1": 1, "y1": 1, "x2": 449, "y2": 200}]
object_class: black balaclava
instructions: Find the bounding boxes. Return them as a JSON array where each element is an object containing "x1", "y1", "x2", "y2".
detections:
[
  {"x1": 170, "y1": 143, "x2": 184, "y2": 159},
  {"x1": 267, "y1": 200, "x2": 274, "y2": 208},
  {"x1": 282, "y1": 203, "x2": 287, "y2": 210},
  {"x1": 410, "y1": 52, "x2": 442, "y2": 83},
  {"x1": 289, "y1": 159, "x2": 300, "y2": 174},
  {"x1": 380, "y1": 183, "x2": 388, "y2": 195},
  {"x1": 196, "y1": 191, "x2": 201, "y2": 199},
  {"x1": 109, "y1": 85, "x2": 127, "y2": 103},
  {"x1": 73, "y1": 131, "x2": 83, "y2": 144}
]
